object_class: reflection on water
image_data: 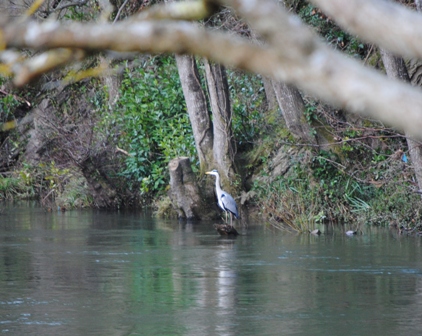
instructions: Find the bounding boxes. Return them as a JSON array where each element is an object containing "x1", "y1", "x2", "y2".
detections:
[{"x1": 0, "y1": 203, "x2": 422, "y2": 335}]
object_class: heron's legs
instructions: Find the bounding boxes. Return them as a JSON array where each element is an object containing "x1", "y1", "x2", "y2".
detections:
[{"x1": 223, "y1": 211, "x2": 234, "y2": 226}]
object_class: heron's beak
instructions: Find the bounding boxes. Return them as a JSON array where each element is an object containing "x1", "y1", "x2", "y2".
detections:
[{"x1": 205, "y1": 171, "x2": 211, "y2": 175}]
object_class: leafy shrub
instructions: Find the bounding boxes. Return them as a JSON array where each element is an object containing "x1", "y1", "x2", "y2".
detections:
[
  {"x1": 55, "y1": 175, "x2": 93, "y2": 209},
  {"x1": 298, "y1": 4, "x2": 366, "y2": 58},
  {"x1": 227, "y1": 70, "x2": 266, "y2": 147},
  {"x1": 0, "y1": 177, "x2": 27, "y2": 200},
  {"x1": 0, "y1": 94, "x2": 20, "y2": 123},
  {"x1": 103, "y1": 56, "x2": 197, "y2": 196},
  {"x1": 12, "y1": 161, "x2": 92, "y2": 208}
]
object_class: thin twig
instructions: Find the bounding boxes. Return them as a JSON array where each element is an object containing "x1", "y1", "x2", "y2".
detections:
[
  {"x1": 54, "y1": 0, "x2": 88, "y2": 12},
  {"x1": 0, "y1": 89, "x2": 31, "y2": 106},
  {"x1": 116, "y1": 146, "x2": 132, "y2": 156},
  {"x1": 363, "y1": 44, "x2": 375, "y2": 66},
  {"x1": 113, "y1": 0, "x2": 130, "y2": 24}
]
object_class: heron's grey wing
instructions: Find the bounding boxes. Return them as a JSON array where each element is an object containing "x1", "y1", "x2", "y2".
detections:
[{"x1": 221, "y1": 193, "x2": 239, "y2": 218}]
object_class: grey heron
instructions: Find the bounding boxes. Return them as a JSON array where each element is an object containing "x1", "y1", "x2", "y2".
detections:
[{"x1": 205, "y1": 169, "x2": 239, "y2": 225}]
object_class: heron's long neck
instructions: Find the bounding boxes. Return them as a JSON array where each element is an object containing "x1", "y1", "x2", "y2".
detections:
[{"x1": 215, "y1": 174, "x2": 221, "y2": 192}]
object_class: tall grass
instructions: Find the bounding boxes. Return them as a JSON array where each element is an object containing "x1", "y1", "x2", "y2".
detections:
[
  {"x1": 0, "y1": 176, "x2": 34, "y2": 200},
  {"x1": 253, "y1": 177, "x2": 323, "y2": 232}
]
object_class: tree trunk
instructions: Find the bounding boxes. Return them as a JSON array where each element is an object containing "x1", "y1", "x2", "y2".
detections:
[
  {"x1": 168, "y1": 157, "x2": 216, "y2": 220},
  {"x1": 174, "y1": 55, "x2": 238, "y2": 215},
  {"x1": 262, "y1": 77, "x2": 278, "y2": 112},
  {"x1": 252, "y1": 25, "x2": 314, "y2": 144},
  {"x1": 272, "y1": 81, "x2": 315, "y2": 144},
  {"x1": 380, "y1": 48, "x2": 422, "y2": 192},
  {"x1": 175, "y1": 54, "x2": 214, "y2": 172},
  {"x1": 203, "y1": 59, "x2": 237, "y2": 188}
]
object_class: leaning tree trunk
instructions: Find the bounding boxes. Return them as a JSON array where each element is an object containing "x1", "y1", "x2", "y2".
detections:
[
  {"x1": 262, "y1": 77, "x2": 278, "y2": 112},
  {"x1": 168, "y1": 157, "x2": 216, "y2": 220},
  {"x1": 250, "y1": 16, "x2": 315, "y2": 145},
  {"x1": 204, "y1": 59, "x2": 237, "y2": 190},
  {"x1": 175, "y1": 54, "x2": 214, "y2": 173},
  {"x1": 380, "y1": 49, "x2": 422, "y2": 192},
  {"x1": 272, "y1": 81, "x2": 316, "y2": 144}
]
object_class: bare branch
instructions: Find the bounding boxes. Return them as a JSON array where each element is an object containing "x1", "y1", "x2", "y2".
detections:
[
  {"x1": 2, "y1": 0, "x2": 422, "y2": 138},
  {"x1": 54, "y1": 0, "x2": 89, "y2": 13},
  {"x1": 116, "y1": 146, "x2": 132, "y2": 156},
  {"x1": 26, "y1": 0, "x2": 46, "y2": 16},
  {"x1": 1, "y1": 20, "x2": 276, "y2": 75},
  {"x1": 309, "y1": 0, "x2": 422, "y2": 59},
  {"x1": 132, "y1": 0, "x2": 219, "y2": 21},
  {"x1": 218, "y1": 0, "x2": 422, "y2": 137},
  {"x1": 0, "y1": 89, "x2": 31, "y2": 106},
  {"x1": 12, "y1": 48, "x2": 86, "y2": 87}
]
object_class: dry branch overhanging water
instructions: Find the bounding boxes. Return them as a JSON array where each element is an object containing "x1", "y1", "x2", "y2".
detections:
[{"x1": 1, "y1": 0, "x2": 422, "y2": 136}]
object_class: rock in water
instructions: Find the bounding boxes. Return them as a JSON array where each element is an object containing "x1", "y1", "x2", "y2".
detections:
[
  {"x1": 310, "y1": 229, "x2": 321, "y2": 236},
  {"x1": 214, "y1": 224, "x2": 239, "y2": 236}
]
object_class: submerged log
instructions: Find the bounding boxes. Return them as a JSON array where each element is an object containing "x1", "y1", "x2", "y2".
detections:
[
  {"x1": 214, "y1": 224, "x2": 239, "y2": 236},
  {"x1": 168, "y1": 157, "x2": 215, "y2": 220}
]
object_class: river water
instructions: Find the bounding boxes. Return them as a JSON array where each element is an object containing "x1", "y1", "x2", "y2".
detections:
[{"x1": 0, "y1": 203, "x2": 422, "y2": 335}]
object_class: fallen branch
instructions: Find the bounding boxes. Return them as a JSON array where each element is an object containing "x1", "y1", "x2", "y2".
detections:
[
  {"x1": 116, "y1": 146, "x2": 132, "y2": 157},
  {"x1": 0, "y1": 88, "x2": 31, "y2": 106}
]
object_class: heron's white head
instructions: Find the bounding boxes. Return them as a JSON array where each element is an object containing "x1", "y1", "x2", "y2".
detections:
[{"x1": 205, "y1": 169, "x2": 219, "y2": 177}]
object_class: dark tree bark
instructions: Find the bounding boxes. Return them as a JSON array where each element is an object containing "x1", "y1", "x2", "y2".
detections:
[
  {"x1": 204, "y1": 59, "x2": 237, "y2": 189},
  {"x1": 380, "y1": 48, "x2": 422, "y2": 192},
  {"x1": 175, "y1": 54, "x2": 214, "y2": 172},
  {"x1": 272, "y1": 81, "x2": 316, "y2": 144},
  {"x1": 168, "y1": 157, "x2": 215, "y2": 220}
]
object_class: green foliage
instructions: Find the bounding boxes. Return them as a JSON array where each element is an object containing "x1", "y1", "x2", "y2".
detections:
[
  {"x1": 251, "y1": 139, "x2": 422, "y2": 230},
  {"x1": 360, "y1": 157, "x2": 422, "y2": 226},
  {"x1": 13, "y1": 161, "x2": 92, "y2": 208},
  {"x1": 0, "y1": 177, "x2": 30, "y2": 200},
  {"x1": 102, "y1": 56, "x2": 197, "y2": 196},
  {"x1": 311, "y1": 150, "x2": 374, "y2": 212},
  {"x1": 39, "y1": 161, "x2": 70, "y2": 192},
  {"x1": 0, "y1": 163, "x2": 35, "y2": 201},
  {"x1": 252, "y1": 174, "x2": 320, "y2": 232},
  {"x1": 227, "y1": 71, "x2": 266, "y2": 147},
  {"x1": 154, "y1": 195, "x2": 178, "y2": 219},
  {"x1": 298, "y1": 4, "x2": 366, "y2": 58},
  {"x1": 304, "y1": 104, "x2": 317, "y2": 123},
  {"x1": 251, "y1": 148, "x2": 379, "y2": 231},
  {"x1": 55, "y1": 176, "x2": 93, "y2": 209},
  {"x1": 63, "y1": 0, "x2": 99, "y2": 22},
  {"x1": 368, "y1": 182, "x2": 420, "y2": 226},
  {"x1": 0, "y1": 94, "x2": 19, "y2": 123}
]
